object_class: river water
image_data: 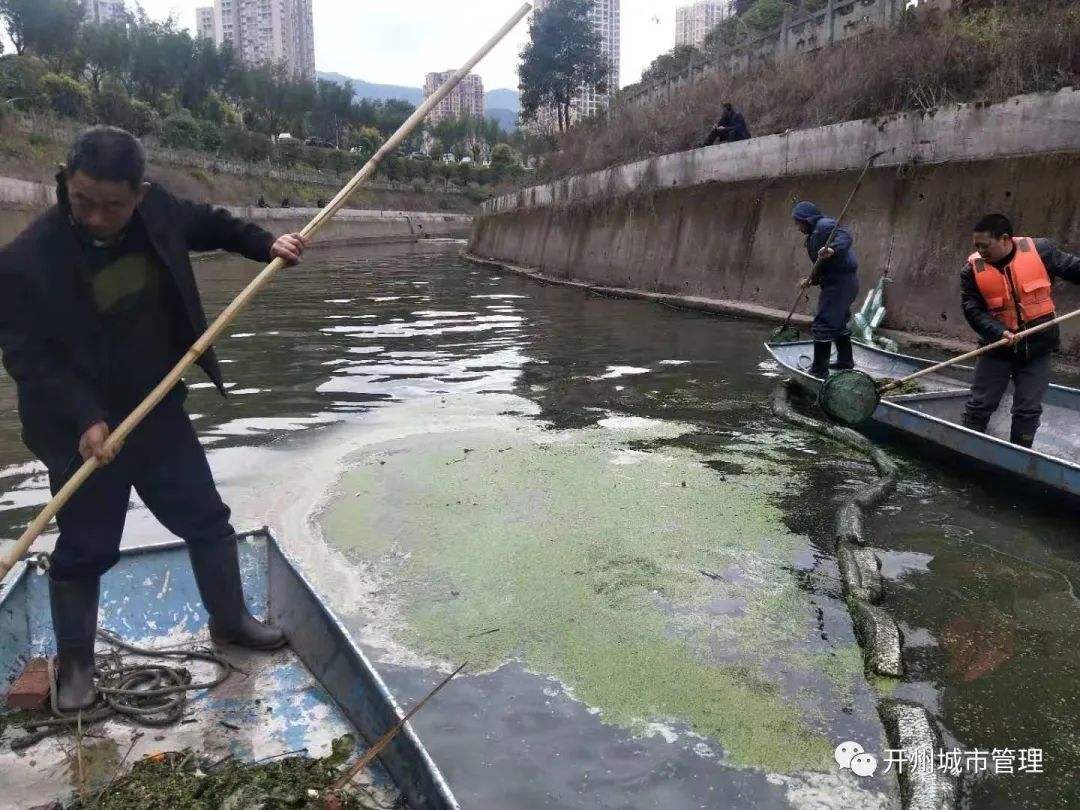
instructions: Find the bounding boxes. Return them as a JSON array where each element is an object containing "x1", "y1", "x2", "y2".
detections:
[{"x1": 0, "y1": 242, "x2": 1076, "y2": 809}]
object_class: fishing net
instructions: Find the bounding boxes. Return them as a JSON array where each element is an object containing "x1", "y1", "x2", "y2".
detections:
[
  {"x1": 769, "y1": 324, "x2": 801, "y2": 343},
  {"x1": 818, "y1": 370, "x2": 880, "y2": 424}
]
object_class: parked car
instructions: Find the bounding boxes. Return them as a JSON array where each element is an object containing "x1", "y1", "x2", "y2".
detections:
[
  {"x1": 305, "y1": 137, "x2": 335, "y2": 149},
  {"x1": 410, "y1": 151, "x2": 431, "y2": 161},
  {"x1": 459, "y1": 156, "x2": 472, "y2": 165},
  {"x1": 277, "y1": 132, "x2": 295, "y2": 141},
  {"x1": 441, "y1": 153, "x2": 456, "y2": 164}
]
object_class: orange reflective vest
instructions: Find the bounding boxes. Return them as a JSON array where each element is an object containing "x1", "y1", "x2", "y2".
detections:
[{"x1": 968, "y1": 237, "x2": 1055, "y2": 332}]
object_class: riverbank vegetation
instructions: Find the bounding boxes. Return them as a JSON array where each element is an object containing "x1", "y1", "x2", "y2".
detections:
[
  {"x1": 541, "y1": 0, "x2": 1080, "y2": 180},
  {"x1": 0, "y1": 0, "x2": 530, "y2": 205}
]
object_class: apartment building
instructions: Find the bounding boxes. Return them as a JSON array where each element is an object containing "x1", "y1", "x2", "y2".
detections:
[
  {"x1": 675, "y1": 1, "x2": 731, "y2": 49},
  {"x1": 81, "y1": 0, "x2": 127, "y2": 24},
  {"x1": 195, "y1": 6, "x2": 217, "y2": 41},
  {"x1": 203, "y1": 0, "x2": 316, "y2": 81},
  {"x1": 424, "y1": 71, "x2": 485, "y2": 124}
]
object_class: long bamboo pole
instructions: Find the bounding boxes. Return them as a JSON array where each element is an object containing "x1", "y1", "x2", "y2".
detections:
[
  {"x1": 0, "y1": 3, "x2": 532, "y2": 580},
  {"x1": 879, "y1": 306, "x2": 1080, "y2": 393}
]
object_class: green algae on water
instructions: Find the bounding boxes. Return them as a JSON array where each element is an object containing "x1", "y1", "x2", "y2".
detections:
[{"x1": 324, "y1": 422, "x2": 868, "y2": 774}]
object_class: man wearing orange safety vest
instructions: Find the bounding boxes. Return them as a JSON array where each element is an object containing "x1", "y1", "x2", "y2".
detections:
[{"x1": 960, "y1": 214, "x2": 1080, "y2": 448}]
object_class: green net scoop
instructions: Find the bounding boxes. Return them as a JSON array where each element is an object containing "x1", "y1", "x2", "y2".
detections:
[
  {"x1": 818, "y1": 370, "x2": 880, "y2": 424},
  {"x1": 769, "y1": 325, "x2": 801, "y2": 343}
]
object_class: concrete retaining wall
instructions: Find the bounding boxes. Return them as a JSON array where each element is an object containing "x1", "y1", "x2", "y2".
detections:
[
  {"x1": 0, "y1": 178, "x2": 472, "y2": 247},
  {"x1": 470, "y1": 89, "x2": 1080, "y2": 354}
]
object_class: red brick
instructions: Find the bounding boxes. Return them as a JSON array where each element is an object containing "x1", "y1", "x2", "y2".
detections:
[{"x1": 6, "y1": 657, "x2": 51, "y2": 711}]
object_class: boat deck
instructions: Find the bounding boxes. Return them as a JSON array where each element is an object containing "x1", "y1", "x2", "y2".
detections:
[
  {"x1": 767, "y1": 340, "x2": 1080, "y2": 469},
  {"x1": 0, "y1": 538, "x2": 401, "y2": 808}
]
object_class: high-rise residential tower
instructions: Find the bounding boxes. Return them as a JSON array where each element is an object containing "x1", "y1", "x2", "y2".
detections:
[
  {"x1": 675, "y1": 1, "x2": 731, "y2": 49},
  {"x1": 205, "y1": 0, "x2": 316, "y2": 81},
  {"x1": 424, "y1": 72, "x2": 485, "y2": 124},
  {"x1": 195, "y1": 6, "x2": 217, "y2": 41},
  {"x1": 81, "y1": 0, "x2": 127, "y2": 24}
]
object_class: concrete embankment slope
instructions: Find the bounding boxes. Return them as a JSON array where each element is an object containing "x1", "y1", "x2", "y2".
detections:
[
  {"x1": 469, "y1": 89, "x2": 1080, "y2": 355},
  {"x1": 0, "y1": 177, "x2": 472, "y2": 247}
]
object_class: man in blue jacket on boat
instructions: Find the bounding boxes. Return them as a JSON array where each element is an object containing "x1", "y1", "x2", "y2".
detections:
[
  {"x1": 0, "y1": 127, "x2": 308, "y2": 711},
  {"x1": 792, "y1": 201, "x2": 860, "y2": 378},
  {"x1": 960, "y1": 214, "x2": 1080, "y2": 448}
]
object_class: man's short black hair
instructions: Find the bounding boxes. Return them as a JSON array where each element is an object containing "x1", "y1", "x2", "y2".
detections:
[
  {"x1": 973, "y1": 214, "x2": 1013, "y2": 239},
  {"x1": 66, "y1": 126, "x2": 146, "y2": 189},
  {"x1": 722, "y1": 102, "x2": 734, "y2": 112}
]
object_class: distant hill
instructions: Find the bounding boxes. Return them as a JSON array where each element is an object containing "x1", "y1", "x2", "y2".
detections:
[
  {"x1": 317, "y1": 71, "x2": 520, "y2": 128},
  {"x1": 486, "y1": 108, "x2": 519, "y2": 131},
  {"x1": 317, "y1": 72, "x2": 423, "y2": 105}
]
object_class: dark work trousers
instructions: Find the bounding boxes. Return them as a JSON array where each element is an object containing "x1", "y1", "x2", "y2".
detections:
[
  {"x1": 48, "y1": 402, "x2": 233, "y2": 582},
  {"x1": 812, "y1": 274, "x2": 859, "y2": 341},
  {"x1": 962, "y1": 350, "x2": 1053, "y2": 442}
]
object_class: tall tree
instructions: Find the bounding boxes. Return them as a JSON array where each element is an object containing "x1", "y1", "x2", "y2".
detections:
[
  {"x1": 0, "y1": 0, "x2": 84, "y2": 69},
  {"x1": 518, "y1": 0, "x2": 608, "y2": 133},
  {"x1": 640, "y1": 44, "x2": 704, "y2": 83},
  {"x1": 80, "y1": 21, "x2": 132, "y2": 95}
]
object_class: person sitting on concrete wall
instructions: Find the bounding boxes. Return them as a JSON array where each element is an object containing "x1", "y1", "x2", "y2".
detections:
[
  {"x1": 792, "y1": 201, "x2": 860, "y2": 378},
  {"x1": 960, "y1": 213, "x2": 1080, "y2": 448},
  {"x1": 704, "y1": 103, "x2": 750, "y2": 147}
]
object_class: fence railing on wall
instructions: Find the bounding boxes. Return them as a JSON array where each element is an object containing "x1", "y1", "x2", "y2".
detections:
[{"x1": 619, "y1": 0, "x2": 909, "y2": 110}]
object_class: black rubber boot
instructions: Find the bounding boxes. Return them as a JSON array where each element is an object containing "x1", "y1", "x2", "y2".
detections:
[
  {"x1": 830, "y1": 334, "x2": 855, "y2": 370},
  {"x1": 810, "y1": 341, "x2": 832, "y2": 379},
  {"x1": 961, "y1": 414, "x2": 989, "y2": 433},
  {"x1": 188, "y1": 537, "x2": 287, "y2": 650},
  {"x1": 48, "y1": 574, "x2": 99, "y2": 712},
  {"x1": 1010, "y1": 427, "x2": 1036, "y2": 449}
]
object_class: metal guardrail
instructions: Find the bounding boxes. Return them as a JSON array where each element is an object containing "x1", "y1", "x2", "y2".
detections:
[{"x1": 618, "y1": 0, "x2": 903, "y2": 110}]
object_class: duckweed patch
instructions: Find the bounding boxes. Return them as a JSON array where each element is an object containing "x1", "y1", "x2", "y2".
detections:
[{"x1": 323, "y1": 423, "x2": 867, "y2": 773}]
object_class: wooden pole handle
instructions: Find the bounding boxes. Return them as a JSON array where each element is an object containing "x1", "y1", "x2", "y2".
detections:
[
  {"x1": 879, "y1": 306, "x2": 1080, "y2": 393},
  {"x1": 0, "y1": 3, "x2": 532, "y2": 580}
]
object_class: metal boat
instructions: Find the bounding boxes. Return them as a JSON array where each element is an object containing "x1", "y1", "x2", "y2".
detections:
[
  {"x1": 0, "y1": 528, "x2": 459, "y2": 809},
  {"x1": 765, "y1": 340, "x2": 1080, "y2": 497}
]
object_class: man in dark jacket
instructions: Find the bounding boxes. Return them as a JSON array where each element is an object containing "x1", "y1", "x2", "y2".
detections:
[
  {"x1": 0, "y1": 127, "x2": 307, "y2": 711},
  {"x1": 704, "y1": 103, "x2": 750, "y2": 146},
  {"x1": 960, "y1": 214, "x2": 1080, "y2": 448},
  {"x1": 792, "y1": 201, "x2": 860, "y2": 378}
]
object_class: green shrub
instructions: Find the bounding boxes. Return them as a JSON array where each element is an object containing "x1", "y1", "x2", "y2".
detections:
[
  {"x1": 199, "y1": 120, "x2": 224, "y2": 153},
  {"x1": 0, "y1": 55, "x2": 48, "y2": 111},
  {"x1": 41, "y1": 73, "x2": 91, "y2": 120},
  {"x1": 162, "y1": 112, "x2": 201, "y2": 149},
  {"x1": 129, "y1": 100, "x2": 160, "y2": 137},
  {"x1": 275, "y1": 137, "x2": 302, "y2": 167},
  {"x1": 94, "y1": 85, "x2": 134, "y2": 129}
]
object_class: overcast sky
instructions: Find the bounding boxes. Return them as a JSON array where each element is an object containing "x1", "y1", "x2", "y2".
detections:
[{"x1": 132, "y1": 0, "x2": 680, "y2": 91}]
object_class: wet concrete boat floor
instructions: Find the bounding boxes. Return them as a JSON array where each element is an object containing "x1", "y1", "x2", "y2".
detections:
[{"x1": 0, "y1": 242, "x2": 1076, "y2": 808}]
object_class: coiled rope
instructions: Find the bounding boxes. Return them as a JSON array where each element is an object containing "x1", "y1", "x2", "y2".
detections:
[{"x1": 12, "y1": 630, "x2": 233, "y2": 751}]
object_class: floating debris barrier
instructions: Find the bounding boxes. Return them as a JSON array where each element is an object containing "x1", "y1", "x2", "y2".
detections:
[{"x1": 771, "y1": 380, "x2": 959, "y2": 809}]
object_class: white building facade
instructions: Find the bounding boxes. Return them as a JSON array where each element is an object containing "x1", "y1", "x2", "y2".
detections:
[
  {"x1": 675, "y1": 1, "x2": 731, "y2": 49},
  {"x1": 204, "y1": 0, "x2": 316, "y2": 81},
  {"x1": 533, "y1": 0, "x2": 621, "y2": 124},
  {"x1": 81, "y1": 0, "x2": 127, "y2": 24},
  {"x1": 424, "y1": 72, "x2": 485, "y2": 125}
]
